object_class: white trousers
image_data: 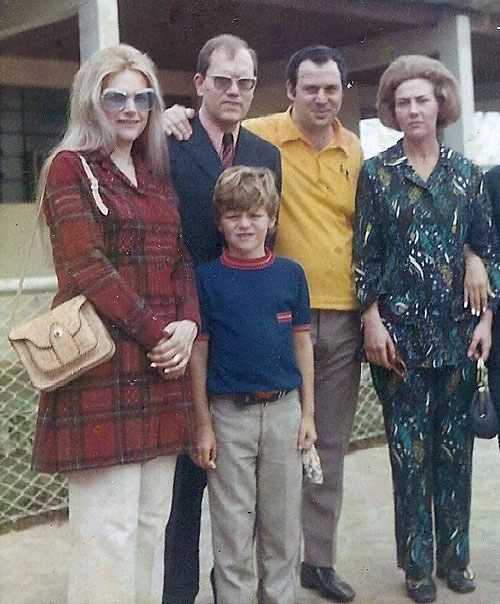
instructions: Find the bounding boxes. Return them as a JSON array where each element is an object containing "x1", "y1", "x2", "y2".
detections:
[{"x1": 66, "y1": 456, "x2": 174, "y2": 604}]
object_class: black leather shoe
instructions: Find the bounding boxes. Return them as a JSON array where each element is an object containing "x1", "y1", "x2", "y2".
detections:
[
  {"x1": 436, "y1": 567, "x2": 475, "y2": 593},
  {"x1": 300, "y1": 562, "x2": 355, "y2": 602},
  {"x1": 405, "y1": 575, "x2": 437, "y2": 603}
]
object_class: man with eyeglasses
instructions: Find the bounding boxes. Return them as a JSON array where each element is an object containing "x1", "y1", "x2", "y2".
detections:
[
  {"x1": 162, "y1": 34, "x2": 281, "y2": 604},
  {"x1": 164, "y1": 45, "x2": 363, "y2": 604}
]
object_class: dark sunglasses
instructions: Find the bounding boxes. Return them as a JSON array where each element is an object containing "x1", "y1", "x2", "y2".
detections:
[
  {"x1": 207, "y1": 75, "x2": 257, "y2": 92},
  {"x1": 101, "y1": 88, "x2": 157, "y2": 112}
]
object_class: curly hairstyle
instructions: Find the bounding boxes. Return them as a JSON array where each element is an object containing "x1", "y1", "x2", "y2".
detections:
[{"x1": 376, "y1": 54, "x2": 461, "y2": 131}]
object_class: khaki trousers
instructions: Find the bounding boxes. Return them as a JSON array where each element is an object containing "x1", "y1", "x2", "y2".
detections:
[
  {"x1": 67, "y1": 456, "x2": 174, "y2": 604},
  {"x1": 302, "y1": 309, "x2": 361, "y2": 567},
  {"x1": 208, "y1": 391, "x2": 302, "y2": 604}
]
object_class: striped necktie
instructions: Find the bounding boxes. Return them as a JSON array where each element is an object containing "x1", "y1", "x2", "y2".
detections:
[{"x1": 221, "y1": 132, "x2": 234, "y2": 168}]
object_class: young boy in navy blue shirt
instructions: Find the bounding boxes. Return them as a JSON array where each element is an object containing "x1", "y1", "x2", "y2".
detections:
[{"x1": 190, "y1": 165, "x2": 316, "y2": 604}]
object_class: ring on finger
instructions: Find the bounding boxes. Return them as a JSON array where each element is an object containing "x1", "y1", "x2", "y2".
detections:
[{"x1": 173, "y1": 353, "x2": 182, "y2": 363}]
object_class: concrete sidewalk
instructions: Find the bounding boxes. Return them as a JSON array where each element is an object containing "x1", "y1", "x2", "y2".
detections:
[{"x1": 1, "y1": 439, "x2": 499, "y2": 604}]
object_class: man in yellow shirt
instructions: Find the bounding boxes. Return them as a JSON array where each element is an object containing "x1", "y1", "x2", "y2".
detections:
[{"x1": 164, "y1": 45, "x2": 362, "y2": 603}]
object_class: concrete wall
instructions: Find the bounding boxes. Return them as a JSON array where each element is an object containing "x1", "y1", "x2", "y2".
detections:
[{"x1": 0, "y1": 204, "x2": 54, "y2": 279}]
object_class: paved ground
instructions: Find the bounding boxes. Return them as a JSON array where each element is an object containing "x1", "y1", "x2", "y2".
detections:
[{"x1": 1, "y1": 438, "x2": 499, "y2": 604}]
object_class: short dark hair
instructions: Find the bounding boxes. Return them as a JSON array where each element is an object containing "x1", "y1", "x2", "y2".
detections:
[
  {"x1": 285, "y1": 45, "x2": 347, "y2": 93},
  {"x1": 196, "y1": 34, "x2": 258, "y2": 77}
]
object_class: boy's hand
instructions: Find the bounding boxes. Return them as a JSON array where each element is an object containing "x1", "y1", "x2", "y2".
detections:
[
  {"x1": 298, "y1": 415, "x2": 317, "y2": 451},
  {"x1": 191, "y1": 423, "x2": 217, "y2": 469}
]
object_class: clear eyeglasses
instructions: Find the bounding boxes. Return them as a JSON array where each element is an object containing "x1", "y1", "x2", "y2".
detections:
[
  {"x1": 207, "y1": 75, "x2": 257, "y2": 91},
  {"x1": 101, "y1": 88, "x2": 157, "y2": 112}
]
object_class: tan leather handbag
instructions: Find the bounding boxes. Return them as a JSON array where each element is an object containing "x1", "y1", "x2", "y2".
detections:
[
  {"x1": 8, "y1": 155, "x2": 115, "y2": 392},
  {"x1": 9, "y1": 295, "x2": 115, "y2": 392}
]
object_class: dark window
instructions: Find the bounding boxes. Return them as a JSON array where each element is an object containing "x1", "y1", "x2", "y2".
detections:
[
  {"x1": 0, "y1": 87, "x2": 192, "y2": 203},
  {"x1": 0, "y1": 86, "x2": 69, "y2": 203}
]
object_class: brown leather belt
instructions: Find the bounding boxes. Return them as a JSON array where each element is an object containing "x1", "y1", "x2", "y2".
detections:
[{"x1": 233, "y1": 389, "x2": 292, "y2": 407}]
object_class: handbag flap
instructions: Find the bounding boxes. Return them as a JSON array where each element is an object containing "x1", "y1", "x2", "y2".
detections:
[
  {"x1": 8, "y1": 295, "x2": 102, "y2": 372},
  {"x1": 9, "y1": 295, "x2": 87, "y2": 347},
  {"x1": 8, "y1": 294, "x2": 115, "y2": 391}
]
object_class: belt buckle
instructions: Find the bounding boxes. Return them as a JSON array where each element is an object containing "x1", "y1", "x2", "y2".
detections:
[{"x1": 234, "y1": 393, "x2": 257, "y2": 407}]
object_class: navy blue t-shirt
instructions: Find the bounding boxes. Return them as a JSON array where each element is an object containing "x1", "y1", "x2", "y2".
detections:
[{"x1": 195, "y1": 250, "x2": 311, "y2": 395}]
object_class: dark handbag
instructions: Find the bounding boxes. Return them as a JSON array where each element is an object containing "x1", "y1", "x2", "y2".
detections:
[{"x1": 470, "y1": 357, "x2": 498, "y2": 439}]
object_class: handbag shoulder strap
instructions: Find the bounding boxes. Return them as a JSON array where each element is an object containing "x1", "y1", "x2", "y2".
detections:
[
  {"x1": 78, "y1": 154, "x2": 109, "y2": 216},
  {"x1": 8, "y1": 153, "x2": 108, "y2": 331}
]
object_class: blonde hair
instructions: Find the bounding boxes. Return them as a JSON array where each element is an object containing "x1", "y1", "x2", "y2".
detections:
[
  {"x1": 376, "y1": 54, "x2": 461, "y2": 131},
  {"x1": 38, "y1": 44, "x2": 169, "y2": 197},
  {"x1": 213, "y1": 166, "x2": 279, "y2": 225}
]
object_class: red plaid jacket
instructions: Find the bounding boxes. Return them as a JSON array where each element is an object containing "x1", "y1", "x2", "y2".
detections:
[{"x1": 32, "y1": 150, "x2": 200, "y2": 474}]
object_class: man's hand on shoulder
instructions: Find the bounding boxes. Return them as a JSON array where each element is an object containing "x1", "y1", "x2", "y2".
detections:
[{"x1": 163, "y1": 104, "x2": 195, "y2": 141}]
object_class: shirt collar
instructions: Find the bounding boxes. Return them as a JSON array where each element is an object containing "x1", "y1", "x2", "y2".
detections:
[
  {"x1": 220, "y1": 248, "x2": 274, "y2": 270},
  {"x1": 382, "y1": 138, "x2": 452, "y2": 168},
  {"x1": 275, "y1": 107, "x2": 352, "y2": 154},
  {"x1": 199, "y1": 107, "x2": 240, "y2": 154}
]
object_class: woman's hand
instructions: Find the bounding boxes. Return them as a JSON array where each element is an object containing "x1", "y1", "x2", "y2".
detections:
[
  {"x1": 148, "y1": 319, "x2": 198, "y2": 380},
  {"x1": 468, "y1": 309, "x2": 493, "y2": 361},
  {"x1": 298, "y1": 415, "x2": 317, "y2": 451},
  {"x1": 191, "y1": 422, "x2": 217, "y2": 470},
  {"x1": 362, "y1": 302, "x2": 397, "y2": 369},
  {"x1": 464, "y1": 245, "x2": 492, "y2": 316}
]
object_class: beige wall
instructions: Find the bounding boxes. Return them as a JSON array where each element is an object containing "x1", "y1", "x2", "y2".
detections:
[{"x1": 0, "y1": 204, "x2": 54, "y2": 279}]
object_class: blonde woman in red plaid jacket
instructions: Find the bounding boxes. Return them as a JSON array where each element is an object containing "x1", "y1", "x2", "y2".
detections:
[{"x1": 31, "y1": 45, "x2": 200, "y2": 604}]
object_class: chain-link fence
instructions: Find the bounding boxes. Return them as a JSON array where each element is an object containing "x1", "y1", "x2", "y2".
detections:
[
  {"x1": 0, "y1": 285, "x2": 68, "y2": 533},
  {"x1": 0, "y1": 284, "x2": 383, "y2": 533}
]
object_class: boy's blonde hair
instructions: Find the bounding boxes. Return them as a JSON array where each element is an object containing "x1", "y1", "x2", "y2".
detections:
[{"x1": 213, "y1": 165, "x2": 279, "y2": 224}]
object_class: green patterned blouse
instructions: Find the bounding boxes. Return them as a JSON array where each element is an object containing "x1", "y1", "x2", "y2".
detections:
[{"x1": 354, "y1": 139, "x2": 500, "y2": 368}]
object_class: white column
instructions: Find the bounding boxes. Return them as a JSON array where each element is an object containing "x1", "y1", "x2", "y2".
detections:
[
  {"x1": 78, "y1": 0, "x2": 120, "y2": 63},
  {"x1": 435, "y1": 15, "x2": 475, "y2": 158}
]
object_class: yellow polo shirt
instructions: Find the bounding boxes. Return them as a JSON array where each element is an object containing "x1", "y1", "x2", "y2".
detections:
[{"x1": 244, "y1": 109, "x2": 363, "y2": 310}]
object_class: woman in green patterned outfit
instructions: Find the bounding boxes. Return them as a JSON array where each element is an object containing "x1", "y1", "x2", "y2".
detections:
[{"x1": 354, "y1": 55, "x2": 500, "y2": 604}]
